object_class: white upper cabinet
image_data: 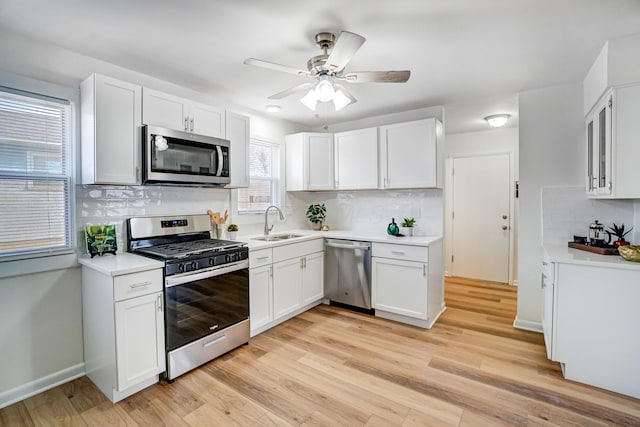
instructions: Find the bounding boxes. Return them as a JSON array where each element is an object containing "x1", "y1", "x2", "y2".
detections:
[
  {"x1": 379, "y1": 118, "x2": 443, "y2": 189},
  {"x1": 81, "y1": 74, "x2": 142, "y2": 185},
  {"x1": 586, "y1": 85, "x2": 640, "y2": 199},
  {"x1": 142, "y1": 88, "x2": 225, "y2": 138},
  {"x1": 285, "y1": 133, "x2": 334, "y2": 191},
  {"x1": 334, "y1": 127, "x2": 378, "y2": 190},
  {"x1": 225, "y1": 111, "x2": 250, "y2": 188}
]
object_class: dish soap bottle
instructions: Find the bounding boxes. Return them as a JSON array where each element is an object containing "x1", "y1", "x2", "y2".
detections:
[{"x1": 387, "y1": 218, "x2": 400, "y2": 236}]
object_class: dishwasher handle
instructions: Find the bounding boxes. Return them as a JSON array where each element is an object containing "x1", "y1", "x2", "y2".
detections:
[{"x1": 325, "y1": 242, "x2": 371, "y2": 251}]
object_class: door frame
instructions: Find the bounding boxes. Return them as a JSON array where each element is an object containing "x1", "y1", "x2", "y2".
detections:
[{"x1": 444, "y1": 152, "x2": 517, "y2": 285}]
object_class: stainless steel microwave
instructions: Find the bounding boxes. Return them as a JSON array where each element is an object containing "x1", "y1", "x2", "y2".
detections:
[{"x1": 143, "y1": 125, "x2": 230, "y2": 186}]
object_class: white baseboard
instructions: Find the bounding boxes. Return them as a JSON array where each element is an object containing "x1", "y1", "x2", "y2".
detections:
[
  {"x1": 513, "y1": 317, "x2": 543, "y2": 333},
  {"x1": 0, "y1": 363, "x2": 85, "y2": 410}
]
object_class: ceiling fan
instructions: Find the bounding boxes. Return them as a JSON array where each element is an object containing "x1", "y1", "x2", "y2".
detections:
[{"x1": 244, "y1": 31, "x2": 411, "y2": 111}]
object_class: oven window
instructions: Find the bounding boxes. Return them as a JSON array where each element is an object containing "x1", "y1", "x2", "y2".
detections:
[
  {"x1": 165, "y1": 268, "x2": 249, "y2": 350},
  {"x1": 152, "y1": 136, "x2": 223, "y2": 176}
]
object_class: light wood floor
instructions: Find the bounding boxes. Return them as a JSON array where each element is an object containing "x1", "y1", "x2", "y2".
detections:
[{"x1": 2, "y1": 277, "x2": 640, "y2": 426}]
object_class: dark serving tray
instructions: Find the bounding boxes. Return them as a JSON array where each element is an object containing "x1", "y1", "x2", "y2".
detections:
[{"x1": 567, "y1": 242, "x2": 619, "y2": 255}]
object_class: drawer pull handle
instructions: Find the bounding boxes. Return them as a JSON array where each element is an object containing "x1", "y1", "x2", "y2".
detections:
[
  {"x1": 257, "y1": 256, "x2": 269, "y2": 261},
  {"x1": 204, "y1": 334, "x2": 227, "y2": 348},
  {"x1": 129, "y1": 281, "x2": 152, "y2": 289},
  {"x1": 391, "y1": 250, "x2": 405, "y2": 255}
]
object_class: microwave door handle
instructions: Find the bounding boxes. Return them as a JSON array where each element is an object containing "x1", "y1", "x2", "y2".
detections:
[{"x1": 216, "y1": 146, "x2": 223, "y2": 176}]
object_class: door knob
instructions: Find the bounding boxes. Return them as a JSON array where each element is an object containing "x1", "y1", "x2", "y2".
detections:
[
  {"x1": 502, "y1": 215, "x2": 508, "y2": 220},
  {"x1": 502, "y1": 226, "x2": 508, "y2": 230}
]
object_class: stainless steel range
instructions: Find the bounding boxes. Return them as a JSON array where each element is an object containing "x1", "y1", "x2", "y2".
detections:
[{"x1": 126, "y1": 214, "x2": 249, "y2": 381}]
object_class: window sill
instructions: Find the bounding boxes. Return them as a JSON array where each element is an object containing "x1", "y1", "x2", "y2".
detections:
[{"x1": 0, "y1": 251, "x2": 78, "y2": 279}]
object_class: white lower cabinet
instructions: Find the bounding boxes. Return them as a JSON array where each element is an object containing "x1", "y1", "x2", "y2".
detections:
[
  {"x1": 114, "y1": 292, "x2": 165, "y2": 391},
  {"x1": 542, "y1": 257, "x2": 640, "y2": 399},
  {"x1": 372, "y1": 240, "x2": 444, "y2": 328},
  {"x1": 80, "y1": 258, "x2": 165, "y2": 403},
  {"x1": 249, "y1": 239, "x2": 324, "y2": 336},
  {"x1": 249, "y1": 264, "x2": 273, "y2": 333}
]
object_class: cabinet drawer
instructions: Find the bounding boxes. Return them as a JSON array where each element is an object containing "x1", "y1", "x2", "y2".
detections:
[
  {"x1": 114, "y1": 269, "x2": 163, "y2": 301},
  {"x1": 372, "y1": 243, "x2": 428, "y2": 263},
  {"x1": 250, "y1": 248, "x2": 273, "y2": 268},
  {"x1": 273, "y1": 238, "x2": 324, "y2": 263}
]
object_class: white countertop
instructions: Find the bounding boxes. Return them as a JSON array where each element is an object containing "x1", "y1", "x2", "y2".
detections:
[
  {"x1": 544, "y1": 244, "x2": 640, "y2": 271},
  {"x1": 238, "y1": 229, "x2": 442, "y2": 250},
  {"x1": 78, "y1": 252, "x2": 164, "y2": 276}
]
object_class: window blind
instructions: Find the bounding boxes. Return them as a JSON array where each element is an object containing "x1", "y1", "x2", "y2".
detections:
[
  {"x1": 238, "y1": 140, "x2": 280, "y2": 213},
  {"x1": 0, "y1": 89, "x2": 72, "y2": 257}
]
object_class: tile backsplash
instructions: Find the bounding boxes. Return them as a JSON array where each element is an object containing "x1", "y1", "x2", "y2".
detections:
[
  {"x1": 76, "y1": 185, "x2": 230, "y2": 253},
  {"x1": 542, "y1": 186, "x2": 638, "y2": 244},
  {"x1": 287, "y1": 189, "x2": 444, "y2": 236}
]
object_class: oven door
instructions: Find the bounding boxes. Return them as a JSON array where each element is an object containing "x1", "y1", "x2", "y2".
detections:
[{"x1": 164, "y1": 260, "x2": 248, "y2": 352}]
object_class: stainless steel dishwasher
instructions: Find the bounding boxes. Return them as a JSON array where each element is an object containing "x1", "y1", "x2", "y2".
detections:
[{"x1": 324, "y1": 239, "x2": 373, "y2": 313}]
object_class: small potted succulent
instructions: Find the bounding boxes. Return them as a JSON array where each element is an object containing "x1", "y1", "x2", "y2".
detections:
[
  {"x1": 401, "y1": 217, "x2": 416, "y2": 237},
  {"x1": 306, "y1": 204, "x2": 326, "y2": 230},
  {"x1": 607, "y1": 223, "x2": 633, "y2": 247},
  {"x1": 227, "y1": 223, "x2": 239, "y2": 240}
]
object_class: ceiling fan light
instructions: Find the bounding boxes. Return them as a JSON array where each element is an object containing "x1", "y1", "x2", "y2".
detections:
[
  {"x1": 332, "y1": 89, "x2": 352, "y2": 111},
  {"x1": 265, "y1": 104, "x2": 281, "y2": 113},
  {"x1": 315, "y1": 76, "x2": 335, "y2": 102},
  {"x1": 484, "y1": 114, "x2": 511, "y2": 128},
  {"x1": 300, "y1": 89, "x2": 318, "y2": 111}
]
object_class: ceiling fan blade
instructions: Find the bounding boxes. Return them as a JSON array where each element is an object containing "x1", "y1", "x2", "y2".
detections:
[
  {"x1": 325, "y1": 31, "x2": 366, "y2": 72},
  {"x1": 268, "y1": 82, "x2": 315, "y2": 100},
  {"x1": 343, "y1": 70, "x2": 411, "y2": 83},
  {"x1": 244, "y1": 58, "x2": 310, "y2": 76}
]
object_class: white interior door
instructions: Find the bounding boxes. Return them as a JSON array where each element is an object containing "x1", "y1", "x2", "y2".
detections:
[{"x1": 451, "y1": 154, "x2": 510, "y2": 283}]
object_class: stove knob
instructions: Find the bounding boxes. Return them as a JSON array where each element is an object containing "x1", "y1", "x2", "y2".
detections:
[
  {"x1": 190, "y1": 261, "x2": 198, "y2": 271},
  {"x1": 209, "y1": 257, "x2": 215, "y2": 266},
  {"x1": 178, "y1": 264, "x2": 184, "y2": 273},
  {"x1": 225, "y1": 254, "x2": 232, "y2": 263}
]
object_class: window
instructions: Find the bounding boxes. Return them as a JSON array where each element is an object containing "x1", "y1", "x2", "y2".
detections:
[
  {"x1": 0, "y1": 89, "x2": 73, "y2": 258},
  {"x1": 237, "y1": 139, "x2": 280, "y2": 213}
]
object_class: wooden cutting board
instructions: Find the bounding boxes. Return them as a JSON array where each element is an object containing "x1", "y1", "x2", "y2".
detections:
[{"x1": 567, "y1": 242, "x2": 619, "y2": 255}]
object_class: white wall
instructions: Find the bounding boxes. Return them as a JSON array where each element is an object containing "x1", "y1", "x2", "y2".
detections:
[
  {"x1": 517, "y1": 83, "x2": 584, "y2": 331},
  {"x1": 444, "y1": 128, "x2": 519, "y2": 282}
]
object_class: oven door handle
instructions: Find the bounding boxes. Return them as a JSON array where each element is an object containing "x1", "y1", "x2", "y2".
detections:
[{"x1": 165, "y1": 260, "x2": 248, "y2": 287}]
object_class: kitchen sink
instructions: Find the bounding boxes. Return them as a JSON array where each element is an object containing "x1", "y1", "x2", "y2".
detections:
[{"x1": 252, "y1": 233, "x2": 303, "y2": 241}]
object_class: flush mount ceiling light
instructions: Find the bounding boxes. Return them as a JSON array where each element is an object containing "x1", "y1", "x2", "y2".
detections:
[
  {"x1": 484, "y1": 114, "x2": 511, "y2": 128},
  {"x1": 265, "y1": 105, "x2": 281, "y2": 113}
]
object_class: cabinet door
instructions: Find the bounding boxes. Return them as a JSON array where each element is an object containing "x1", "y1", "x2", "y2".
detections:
[
  {"x1": 306, "y1": 134, "x2": 334, "y2": 190},
  {"x1": 142, "y1": 88, "x2": 188, "y2": 131},
  {"x1": 586, "y1": 93, "x2": 612, "y2": 196},
  {"x1": 115, "y1": 292, "x2": 165, "y2": 391},
  {"x1": 85, "y1": 74, "x2": 142, "y2": 185},
  {"x1": 225, "y1": 112, "x2": 249, "y2": 188},
  {"x1": 334, "y1": 127, "x2": 378, "y2": 189},
  {"x1": 272, "y1": 257, "x2": 302, "y2": 318},
  {"x1": 190, "y1": 101, "x2": 225, "y2": 138},
  {"x1": 372, "y1": 257, "x2": 428, "y2": 320},
  {"x1": 380, "y1": 118, "x2": 438, "y2": 189},
  {"x1": 542, "y1": 262, "x2": 555, "y2": 360},
  {"x1": 302, "y1": 252, "x2": 324, "y2": 304},
  {"x1": 249, "y1": 265, "x2": 273, "y2": 333}
]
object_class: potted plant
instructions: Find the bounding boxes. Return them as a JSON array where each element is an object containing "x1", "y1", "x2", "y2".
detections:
[
  {"x1": 306, "y1": 204, "x2": 326, "y2": 230},
  {"x1": 401, "y1": 217, "x2": 416, "y2": 237},
  {"x1": 227, "y1": 223, "x2": 239, "y2": 240},
  {"x1": 607, "y1": 223, "x2": 633, "y2": 247}
]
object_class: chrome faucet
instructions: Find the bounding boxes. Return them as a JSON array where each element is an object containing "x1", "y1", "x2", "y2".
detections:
[{"x1": 264, "y1": 205, "x2": 285, "y2": 235}]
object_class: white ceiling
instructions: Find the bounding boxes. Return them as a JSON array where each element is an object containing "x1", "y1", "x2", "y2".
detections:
[{"x1": 1, "y1": 0, "x2": 639, "y2": 133}]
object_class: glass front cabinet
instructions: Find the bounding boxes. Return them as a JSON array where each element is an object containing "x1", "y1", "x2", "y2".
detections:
[{"x1": 585, "y1": 90, "x2": 613, "y2": 197}]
